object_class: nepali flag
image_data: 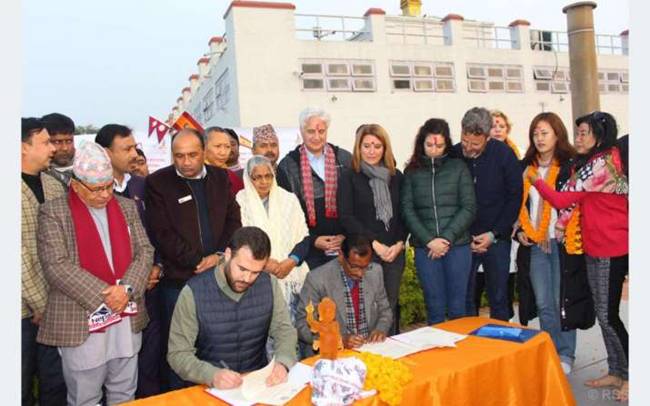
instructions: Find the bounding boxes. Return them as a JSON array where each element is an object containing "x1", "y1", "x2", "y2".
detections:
[
  {"x1": 148, "y1": 116, "x2": 171, "y2": 143},
  {"x1": 172, "y1": 111, "x2": 204, "y2": 134}
]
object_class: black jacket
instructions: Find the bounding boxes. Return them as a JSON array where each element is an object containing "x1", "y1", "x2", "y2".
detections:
[
  {"x1": 516, "y1": 160, "x2": 595, "y2": 330},
  {"x1": 338, "y1": 167, "x2": 407, "y2": 246},
  {"x1": 451, "y1": 139, "x2": 523, "y2": 240},
  {"x1": 276, "y1": 144, "x2": 352, "y2": 269},
  {"x1": 144, "y1": 165, "x2": 241, "y2": 286}
]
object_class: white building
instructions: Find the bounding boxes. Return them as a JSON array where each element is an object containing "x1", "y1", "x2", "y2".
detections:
[{"x1": 169, "y1": 1, "x2": 629, "y2": 165}]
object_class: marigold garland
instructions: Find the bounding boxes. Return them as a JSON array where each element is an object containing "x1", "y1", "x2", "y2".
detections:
[
  {"x1": 564, "y1": 207, "x2": 583, "y2": 254},
  {"x1": 355, "y1": 352, "x2": 413, "y2": 406},
  {"x1": 519, "y1": 162, "x2": 560, "y2": 243}
]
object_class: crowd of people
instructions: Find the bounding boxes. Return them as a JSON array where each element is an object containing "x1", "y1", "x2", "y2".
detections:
[{"x1": 21, "y1": 105, "x2": 629, "y2": 405}]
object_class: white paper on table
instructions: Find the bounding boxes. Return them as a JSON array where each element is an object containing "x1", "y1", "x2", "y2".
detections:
[
  {"x1": 205, "y1": 359, "x2": 313, "y2": 406},
  {"x1": 391, "y1": 327, "x2": 467, "y2": 349},
  {"x1": 355, "y1": 337, "x2": 421, "y2": 359}
]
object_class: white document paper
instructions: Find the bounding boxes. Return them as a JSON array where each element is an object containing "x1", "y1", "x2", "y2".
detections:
[
  {"x1": 354, "y1": 327, "x2": 467, "y2": 359},
  {"x1": 205, "y1": 359, "x2": 313, "y2": 406},
  {"x1": 392, "y1": 327, "x2": 467, "y2": 349}
]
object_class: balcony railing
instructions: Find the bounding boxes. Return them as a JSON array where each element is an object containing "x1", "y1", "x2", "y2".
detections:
[
  {"x1": 295, "y1": 14, "x2": 370, "y2": 41},
  {"x1": 385, "y1": 16, "x2": 447, "y2": 45},
  {"x1": 530, "y1": 29, "x2": 627, "y2": 55},
  {"x1": 463, "y1": 24, "x2": 515, "y2": 49}
]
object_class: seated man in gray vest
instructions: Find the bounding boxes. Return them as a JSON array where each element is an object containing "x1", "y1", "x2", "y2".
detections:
[
  {"x1": 167, "y1": 226, "x2": 298, "y2": 389},
  {"x1": 296, "y1": 234, "x2": 393, "y2": 352}
]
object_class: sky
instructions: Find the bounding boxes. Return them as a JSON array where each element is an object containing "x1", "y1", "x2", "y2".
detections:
[{"x1": 23, "y1": 0, "x2": 629, "y2": 132}]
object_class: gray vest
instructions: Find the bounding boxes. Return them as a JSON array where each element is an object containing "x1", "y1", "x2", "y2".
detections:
[{"x1": 187, "y1": 270, "x2": 273, "y2": 373}]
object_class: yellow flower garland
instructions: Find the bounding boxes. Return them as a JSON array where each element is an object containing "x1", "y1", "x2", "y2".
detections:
[
  {"x1": 356, "y1": 352, "x2": 413, "y2": 406},
  {"x1": 564, "y1": 207, "x2": 583, "y2": 254},
  {"x1": 519, "y1": 162, "x2": 560, "y2": 243}
]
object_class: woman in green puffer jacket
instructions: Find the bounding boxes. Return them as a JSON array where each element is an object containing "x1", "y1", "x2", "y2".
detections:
[{"x1": 401, "y1": 118, "x2": 477, "y2": 325}]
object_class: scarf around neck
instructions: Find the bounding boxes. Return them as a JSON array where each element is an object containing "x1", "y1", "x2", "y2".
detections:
[
  {"x1": 360, "y1": 161, "x2": 393, "y2": 231},
  {"x1": 299, "y1": 144, "x2": 338, "y2": 227},
  {"x1": 69, "y1": 189, "x2": 132, "y2": 285}
]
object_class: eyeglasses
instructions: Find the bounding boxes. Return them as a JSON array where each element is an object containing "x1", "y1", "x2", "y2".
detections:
[
  {"x1": 74, "y1": 178, "x2": 114, "y2": 194},
  {"x1": 250, "y1": 173, "x2": 274, "y2": 182}
]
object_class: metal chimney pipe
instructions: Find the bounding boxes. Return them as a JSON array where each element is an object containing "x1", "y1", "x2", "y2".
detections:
[{"x1": 563, "y1": 1, "x2": 600, "y2": 129}]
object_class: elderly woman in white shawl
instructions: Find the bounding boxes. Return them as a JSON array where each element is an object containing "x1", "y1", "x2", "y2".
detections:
[{"x1": 236, "y1": 155, "x2": 311, "y2": 321}]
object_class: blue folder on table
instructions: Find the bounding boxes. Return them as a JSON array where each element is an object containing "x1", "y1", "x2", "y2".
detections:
[{"x1": 469, "y1": 323, "x2": 541, "y2": 343}]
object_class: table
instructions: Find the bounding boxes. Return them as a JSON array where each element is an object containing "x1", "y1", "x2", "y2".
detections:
[{"x1": 125, "y1": 317, "x2": 576, "y2": 405}]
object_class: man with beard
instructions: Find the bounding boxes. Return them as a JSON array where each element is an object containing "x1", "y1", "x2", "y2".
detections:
[
  {"x1": 167, "y1": 226, "x2": 297, "y2": 389},
  {"x1": 42, "y1": 112, "x2": 76, "y2": 188},
  {"x1": 252, "y1": 124, "x2": 280, "y2": 170},
  {"x1": 451, "y1": 107, "x2": 522, "y2": 321}
]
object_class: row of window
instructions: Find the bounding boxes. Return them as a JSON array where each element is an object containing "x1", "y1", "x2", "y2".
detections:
[
  {"x1": 299, "y1": 60, "x2": 628, "y2": 94},
  {"x1": 196, "y1": 70, "x2": 232, "y2": 123},
  {"x1": 533, "y1": 66, "x2": 629, "y2": 94}
]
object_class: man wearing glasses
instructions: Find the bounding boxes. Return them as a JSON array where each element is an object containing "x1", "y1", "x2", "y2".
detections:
[
  {"x1": 36, "y1": 141, "x2": 153, "y2": 405},
  {"x1": 295, "y1": 234, "x2": 392, "y2": 354},
  {"x1": 42, "y1": 112, "x2": 76, "y2": 188}
]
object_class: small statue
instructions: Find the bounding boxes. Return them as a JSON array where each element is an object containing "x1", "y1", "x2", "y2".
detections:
[{"x1": 306, "y1": 297, "x2": 344, "y2": 360}]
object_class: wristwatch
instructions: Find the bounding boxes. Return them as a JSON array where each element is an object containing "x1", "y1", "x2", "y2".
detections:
[{"x1": 117, "y1": 279, "x2": 134, "y2": 297}]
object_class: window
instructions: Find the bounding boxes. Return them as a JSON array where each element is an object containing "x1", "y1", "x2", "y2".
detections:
[
  {"x1": 468, "y1": 64, "x2": 523, "y2": 93},
  {"x1": 300, "y1": 59, "x2": 376, "y2": 92},
  {"x1": 533, "y1": 66, "x2": 570, "y2": 93},
  {"x1": 302, "y1": 63, "x2": 322, "y2": 74},
  {"x1": 599, "y1": 70, "x2": 628, "y2": 94},
  {"x1": 413, "y1": 64, "x2": 433, "y2": 77},
  {"x1": 214, "y1": 70, "x2": 231, "y2": 112},
  {"x1": 389, "y1": 61, "x2": 456, "y2": 92}
]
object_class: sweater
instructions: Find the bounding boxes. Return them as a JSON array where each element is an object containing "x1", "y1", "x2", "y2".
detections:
[{"x1": 451, "y1": 139, "x2": 523, "y2": 239}]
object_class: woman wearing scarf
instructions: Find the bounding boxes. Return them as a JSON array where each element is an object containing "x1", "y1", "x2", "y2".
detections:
[
  {"x1": 401, "y1": 118, "x2": 476, "y2": 325},
  {"x1": 515, "y1": 112, "x2": 589, "y2": 376},
  {"x1": 235, "y1": 155, "x2": 311, "y2": 322},
  {"x1": 529, "y1": 111, "x2": 629, "y2": 401},
  {"x1": 339, "y1": 124, "x2": 407, "y2": 335}
]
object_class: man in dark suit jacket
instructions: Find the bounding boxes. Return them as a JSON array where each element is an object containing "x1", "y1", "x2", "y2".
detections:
[
  {"x1": 295, "y1": 234, "x2": 392, "y2": 356},
  {"x1": 145, "y1": 128, "x2": 241, "y2": 390}
]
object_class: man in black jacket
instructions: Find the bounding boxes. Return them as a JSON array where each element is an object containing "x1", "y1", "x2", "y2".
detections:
[
  {"x1": 145, "y1": 128, "x2": 241, "y2": 390},
  {"x1": 452, "y1": 107, "x2": 523, "y2": 321},
  {"x1": 277, "y1": 107, "x2": 352, "y2": 269}
]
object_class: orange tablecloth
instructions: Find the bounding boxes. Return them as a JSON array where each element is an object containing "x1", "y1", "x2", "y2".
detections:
[{"x1": 125, "y1": 317, "x2": 575, "y2": 406}]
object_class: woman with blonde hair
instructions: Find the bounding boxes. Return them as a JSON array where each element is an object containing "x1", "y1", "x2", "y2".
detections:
[
  {"x1": 339, "y1": 124, "x2": 407, "y2": 334},
  {"x1": 490, "y1": 110, "x2": 521, "y2": 159}
]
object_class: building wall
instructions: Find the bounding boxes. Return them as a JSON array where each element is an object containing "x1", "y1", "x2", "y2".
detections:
[{"x1": 186, "y1": 4, "x2": 628, "y2": 166}]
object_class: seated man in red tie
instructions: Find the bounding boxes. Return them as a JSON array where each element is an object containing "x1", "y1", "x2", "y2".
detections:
[{"x1": 295, "y1": 234, "x2": 393, "y2": 355}]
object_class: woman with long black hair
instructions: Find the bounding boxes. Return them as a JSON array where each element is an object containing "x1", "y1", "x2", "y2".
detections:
[{"x1": 528, "y1": 111, "x2": 628, "y2": 400}]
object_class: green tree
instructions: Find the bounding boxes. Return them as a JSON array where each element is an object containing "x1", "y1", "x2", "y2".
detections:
[{"x1": 74, "y1": 124, "x2": 99, "y2": 134}]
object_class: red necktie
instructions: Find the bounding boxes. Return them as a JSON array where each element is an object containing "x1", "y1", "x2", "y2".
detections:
[{"x1": 351, "y1": 280, "x2": 360, "y2": 332}]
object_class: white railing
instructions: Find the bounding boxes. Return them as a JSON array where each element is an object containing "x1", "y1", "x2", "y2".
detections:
[
  {"x1": 295, "y1": 14, "x2": 370, "y2": 41},
  {"x1": 463, "y1": 24, "x2": 515, "y2": 49},
  {"x1": 385, "y1": 16, "x2": 447, "y2": 45},
  {"x1": 530, "y1": 29, "x2": 627, "y2": 55},
  {"x1": 530, "y1": 29, "x2": 569, "y2": 52},
  {"x1": 596, "y1": 34, "x2": 626, "y2": 55}
]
